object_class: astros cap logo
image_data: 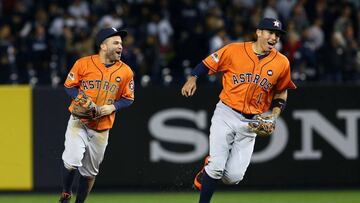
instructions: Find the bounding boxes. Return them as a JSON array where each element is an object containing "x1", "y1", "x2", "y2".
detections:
[
  {"x1": 112, "y1": 27, "x2": 118, "y2": 32},
  {"x1": 273, "y1": 20, "x2": 280, "y2": 28}
]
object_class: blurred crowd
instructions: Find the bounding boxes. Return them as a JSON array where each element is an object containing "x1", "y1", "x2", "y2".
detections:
[{"x1": 1, "y1": 0, "x2": 360, "y2": 87}]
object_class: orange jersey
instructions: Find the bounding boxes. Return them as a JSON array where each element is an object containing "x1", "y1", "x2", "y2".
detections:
[
  {"x1": 64, "y1": 55, "x2": 135, "y2": 131},
  {"x1": 203, "y1": 42, "x2": 296, "y2": 115}
]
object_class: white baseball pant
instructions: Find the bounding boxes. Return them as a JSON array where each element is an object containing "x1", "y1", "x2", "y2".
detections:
[
  {"x1": 205, "y1": 101, "x2": 256, "y2": 184},
  {"x1": 62, "y1": 115, "x2": 109, "y2": 177}
]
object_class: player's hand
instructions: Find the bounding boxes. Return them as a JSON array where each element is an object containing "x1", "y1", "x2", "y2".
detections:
[
  {"x1": 97, "y1": 104, "x2": 116, "y2": 117},
  {"x1": 248, "y1": 114, "x2": 276, "y2": 137},
  {"x1": 181, "y1": 76, "x2": 197, "y2": 97}
]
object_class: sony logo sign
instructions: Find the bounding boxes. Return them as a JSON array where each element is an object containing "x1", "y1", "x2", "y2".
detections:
[{"x1": 149, "y1": 109, "x2": 360, "y2": 163}]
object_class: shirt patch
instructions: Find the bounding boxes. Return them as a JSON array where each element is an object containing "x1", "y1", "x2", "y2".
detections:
[
  {"x1": 267, "y1": 70, "x2": 273, "y2": 76},
  {"x1": 68, "y1": 72, "x2": 75, "y2": 81},
  {"x1": 116, "y1": 76, "x2": 121, "y2": 82},
  {"x1": 129, "y1": 79, "x2": 134, "y2": 91},
  {"x1": 211, "y1": 53, "x2": 219, "y2": 63}
]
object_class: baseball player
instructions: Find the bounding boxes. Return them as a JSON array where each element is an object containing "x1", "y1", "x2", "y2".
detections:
[
  {"x1": 58, "y1": 27, "x2": 135, "y2": 203},
  {"x1": 181, "y1": 18, "x2": 296, "y2": 203}
]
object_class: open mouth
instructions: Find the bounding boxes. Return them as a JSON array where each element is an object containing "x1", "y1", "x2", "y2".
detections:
[
  {"x1": 268, "y1": 41, "x2": 276, "y2": 46},
  {"x1": 267, "y1": 41, "x2": 276, "y2": 50},
  {"x1": 115, "y1": 51, "x2": 121, "y2": 56}
]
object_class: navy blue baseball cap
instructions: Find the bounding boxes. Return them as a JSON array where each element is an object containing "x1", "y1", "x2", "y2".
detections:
[
  {"x1": 257, "y1": 18, "x2": 286, "y2": 34},
  {"x1": 96, "y1": 27, "x2": 128, "y2": 46}
]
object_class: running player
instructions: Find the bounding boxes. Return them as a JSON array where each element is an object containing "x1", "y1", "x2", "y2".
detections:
[
  {"x1": 58, "y1": 27, "x2": 135, "y2": 203},
  {"x1": 181, "y1": 18, "x2": 296, "y2": 203}
]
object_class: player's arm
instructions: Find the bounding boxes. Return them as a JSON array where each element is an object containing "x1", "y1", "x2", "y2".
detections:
[
  {"x1": 271, "y1": 90, "x2": 287, "y2": 118},
  {"x1": 99, "y1": 74, "x2": 135, "y2": 116},
  {"x1": 64, "y1": 87, "x2": 91, "y2": 101},
  {"x1": 248, "y1": 90, "x2": 287, "y2": 137},
  {"x1": 113, "y1": 98, "x2": 134, "y2": 111},
  {"x1": 64, "y1": 60, "x2": 83, "y2": 99},
  {"x1": 98, "y1": 98, "x2": 134, "y2": 116},
  {"x1": 181, "y1": 62, "x2": 208, "y2": 97},
  {"x1": 65, "y1": 86, "x2": 80, "y2": 99}
]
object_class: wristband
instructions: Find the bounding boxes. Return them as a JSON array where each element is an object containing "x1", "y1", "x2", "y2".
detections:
[{"x1": 271, "y1": 98, "x2": 286, "y2": 112}]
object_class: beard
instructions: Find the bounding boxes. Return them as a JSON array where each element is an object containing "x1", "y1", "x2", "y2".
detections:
[{"x1": 107, "y1": 51, "x2": 121, "y2": 62}]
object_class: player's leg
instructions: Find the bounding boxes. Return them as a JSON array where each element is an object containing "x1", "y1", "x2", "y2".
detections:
[
  {"x1": 193, "y1": 156, "x2": 209, "y2": 190},
  {"x1": 59, "y1": 116, "x2": 88, "y2": 203},
  {"x1": 76, "y1": 128, "x2": 109, "y2": 203},
  {"x1": 222, "y1": 127, "x2": 256, "y2": 185},
  {"x1": 74, "y1": 175, "x2": 96, "y2": 203},
  {"x1": 75, "y1": 154, "x2": 96, "y2": 203},
  {"x1": 59, "y1": 164, "x2": 76, "y2": 203},
  {"x1": 198, "y1": 101, "x2": 236, "y2": 203}
]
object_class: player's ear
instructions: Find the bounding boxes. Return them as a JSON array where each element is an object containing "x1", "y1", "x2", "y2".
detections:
[
  {"x1": 100, "y1": 43, "x2": 107, "y2": 50},
  {"x1": 255, "y1": 29, "x2": 262, "y2": 37}
]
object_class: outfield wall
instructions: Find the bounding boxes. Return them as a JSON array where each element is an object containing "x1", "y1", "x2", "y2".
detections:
[
  {"x1": 1, "y1": 85, "x2": 360, "y2": 191},
  {"x1": 0, "y1": 86, "x2": 32, "y2": 190}
]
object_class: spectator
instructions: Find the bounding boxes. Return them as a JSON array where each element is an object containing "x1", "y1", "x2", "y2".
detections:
[
  {"x1": 209, "y1": 27, "x2": 230, "y2": 53},
  {"x1": 342, "y1": 23, "x2": 359, "y2": 81},
  {"x1": 0, "y1": 24, "x2": 17, "y2": 84},
  {"x1": 289, "y1": 1, "x2": 310, "y2": 34},
  {"x1": 68, "y1": 0, "x2": 89, "y2": 19},
  {"x1": 320, "y1": 32, "x2": 346, "y2": 82},
  {"x1": 333, "y1": 4, "x2": 353, "y2": 34},
  {"x1": 283, "y1": 30, "x2": 303, "y2": 81},
  {"x1": 263, "y1": 0, "x2": 279, "y2": 19},
  {"x1": 26, "y1": 24, "x2": 50, "y2": 85},
  {"x1": 276, "y1": 0, "x2": 297, "y2": 21},
  {"x1": 0, "y1": 0, "x2": 360, "y2": 85}
]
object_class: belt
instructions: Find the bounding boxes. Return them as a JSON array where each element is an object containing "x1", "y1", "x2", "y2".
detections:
[
  {"x1": 221, "y1": 101, "x2": 255, "y2": 119},
  {"x1": 231, "y1": 108, "x2": 255, "y2": 119}
]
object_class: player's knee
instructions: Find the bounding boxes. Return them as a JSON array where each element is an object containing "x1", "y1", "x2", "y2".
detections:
[
  {"x1": 63, "y1": 162, "x2": 77, "y2": 170},
  {"x1": 79, "y1": 167, "x2": 99, "y2": 177},
  {"x1": 222, "y1": 172, "x2": 244, "y2": 185},
  {"x1": 205, "y1": 167, "x2": 224, "y2": 179},
  {"x1": 62, "y1": 153, "x2": 83, "y2": 168},
  {"x1": 80, "y1": 174, "x2": 95, "y2": 180}
]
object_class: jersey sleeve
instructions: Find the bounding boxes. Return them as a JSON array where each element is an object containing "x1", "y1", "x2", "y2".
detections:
[
  {"x1": 64, "y1": 60, "x2": 82, "y2": 88},
  {"x1": 202, "y1": 44, "x2": 230, "y2": 74},
  {"x1": 275, "y1": 61, "x2": 297, "y2": 92},
  {"x1": 120, "y1": 71, "x2": 135, "y2": 101}
]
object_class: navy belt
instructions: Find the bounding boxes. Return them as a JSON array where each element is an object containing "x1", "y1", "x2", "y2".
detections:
[
  {"x1": 231, "y1": 108, "x2": 255, "y2": 119},
  {"x1": 221, "y1": 101, "x2": 255, "y2": 119}
]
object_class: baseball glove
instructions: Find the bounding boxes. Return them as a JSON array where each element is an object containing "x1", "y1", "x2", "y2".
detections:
[
  {"x1": 248, "y1": 115, "x2": 276, "y2": 137},
  {"x1": 71, "y1": 93, "x2": 100, "y2": 119}
]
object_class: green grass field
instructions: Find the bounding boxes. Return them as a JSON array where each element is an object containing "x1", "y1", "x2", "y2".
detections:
[{"x1": 0, "y1": 190, "x2": 359, "y2": 203}]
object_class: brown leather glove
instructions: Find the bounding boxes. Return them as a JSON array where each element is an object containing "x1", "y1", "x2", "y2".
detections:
[
  {"x1": 71, "y1": 93, "x2": 99, "y2": 119},
  {"x1": 248, "y1": 115, "x2": 276, "y2": 137}
]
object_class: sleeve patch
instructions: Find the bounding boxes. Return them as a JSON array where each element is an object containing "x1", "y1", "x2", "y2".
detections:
[
  {"x1": 129, "y1": 79, "x2": 134, "y2": 91},
  {"x1": 68, "y1": 72, "x2": 75, "y2": 81},
  {"x1": 211, "y1": 53, "x2": 219, "y2": 63}
]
